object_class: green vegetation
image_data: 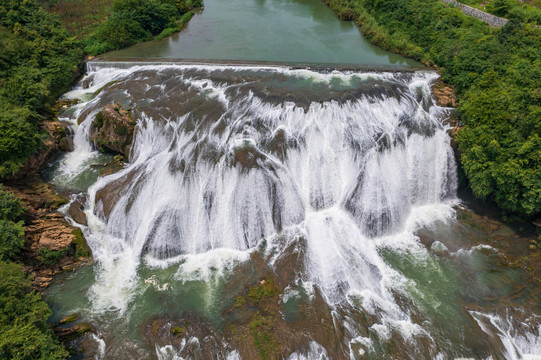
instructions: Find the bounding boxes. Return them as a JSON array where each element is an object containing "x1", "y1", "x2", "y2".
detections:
[
  {"x1": 0, "y1": 186, "x2": 26, "y2": 261},
  {"x1": 155, "y1": 10, "x2": 194, "y2": 41},
  {"x1": 36, "y1": 247, "x2": 68, "y2": 266},
  {"x1": 324, "y1": 0, "x2": 541, "y2": 221},
  {"x1": 71, "y1": 228, "x2": 90, "y2": 258},
  {"x1": 233, "y1": 295, "x2": 246, "y2": 308},
  {"x1": 249, "y1": 312, "x2": 280, "y2": 360},
  {"x1": 171, "y1": 326, "x2": 186, "y2": 336},
  {"x1": 247, "y1": 280, "x2": 278, "y2": 305},
  {"x1": 83, "y1": 0, "x2": 202, "y2": 55},
  {"x1": 41, "y1": 0, "x2": 115, "y2": 38},
  {"x1": 0, "y1": 186, "x2": 67, "y2": 359},
  {"x1": 0, "y1": 0, "x2": 83, "y2": 178},
  {"x1": 0, "y1": 220, "x2": 25, "y2": 261},
  {"x1": 460, "y1": 0, "x2": 541, "y2": 25},
  {"x1": 228, "y1": 279, "x2": 282, "y2": 360},
  {"x1": 0, "y1": 261, "x2": 69, "y2": 359}
]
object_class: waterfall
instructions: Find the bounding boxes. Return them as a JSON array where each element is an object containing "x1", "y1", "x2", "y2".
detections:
[{"x1": 56, "y1": 64, "x2": 467, "y2": 357}]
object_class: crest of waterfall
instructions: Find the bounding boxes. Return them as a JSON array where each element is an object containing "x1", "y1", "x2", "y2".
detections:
[{"x1": 82, "y1": 64, "x2": 456, "y2": 257}]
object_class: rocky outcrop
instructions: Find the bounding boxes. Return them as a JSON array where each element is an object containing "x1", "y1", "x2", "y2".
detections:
[
  {"x1": 5, "y1": 178, "x2": 91, "y2": 288},
  {"x1": 11, "y1": 117, "x2": 73, "y2": 181},
  {"x1": 432, "y1": 79, "x2": 457, "y2": 107},
  {"x1": 90, "y1": 104, "x2": 136, "y2": 157}
]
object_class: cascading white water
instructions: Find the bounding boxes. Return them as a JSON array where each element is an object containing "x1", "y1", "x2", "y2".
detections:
[{"x1": 56, "y1": 63, "x2": 479, "y2": 358}]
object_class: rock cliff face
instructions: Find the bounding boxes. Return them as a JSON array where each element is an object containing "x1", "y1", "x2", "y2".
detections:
[
  {"x1": 90, "y1": 104, "x2": 136, "y2": 158},
  {"x1": 6, "y1": 178, "x2": 91, "y2": 288}
]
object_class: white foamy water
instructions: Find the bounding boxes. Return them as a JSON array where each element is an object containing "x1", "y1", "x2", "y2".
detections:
[
  {"x1": 471, "y1": 312, "x2": 541, "y2": 360},
  {"x1": 55, "y1": 63, "x2": 514, "y2": 358}
]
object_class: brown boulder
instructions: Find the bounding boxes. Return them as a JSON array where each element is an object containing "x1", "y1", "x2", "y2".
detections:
[
  {"x1": 69, "y1": 199, "x2": 88, "y2": 226},
  {"x1": 90, "y1": 104, "x2": 136, "y2": 158},
  {"x1": 432, "y1": 79, "x2": 457, "y2": 107}
]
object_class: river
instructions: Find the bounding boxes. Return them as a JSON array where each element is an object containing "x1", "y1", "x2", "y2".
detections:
[
  {"x1": 42, "y1": 0, "x2": 541, "y2": 359},
  {"x1": 102, "y1": 0, "x2": 418, "y2": 67}
]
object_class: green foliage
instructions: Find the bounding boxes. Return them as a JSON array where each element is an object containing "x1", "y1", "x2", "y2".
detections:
[
  {"x1": 36, "y1": 247, "x2": 68, "y2": 266},
  {"x1": 324, "y1": 0, "x2": 541, "y2": 220},
  {"x1": 461, "y1": 0, "x2": 541, "y2": 24},
  {"x1": 71, "y1": 228, "x2": 90, "y2": 258},
  {"x1": 115, "y1": 124, "x2": 129, "y2": 136},
  {"x1": 85, "y1": 0, "x2": 199, "y2": 55},
  {"x1": 0, "y1": 220, "x2": 25, "y2": 261},
  {"x1": 180, "y1": 10, "x2": 195, "y2": 25},
  {"x1": 0, "y1": 0, "x2": 83, "y2": 178},
  {"x1": 0, "y1": 101, "x2": 43, "y2": 178},
  {"x1": 0, "y1": 261, "x2": 68, "y2": 359},
  {"x1": 233, "y1": 295, "x2": 246, "y2": 308},
  {"x1": 171, "y1": 326, "x2": 186, "y2": 336},
  {"x1": 248, "y1": 312, "x2": 279, "y2": 360},
  {"x1": 0, "y1": 186, "x2": 26, "y2": 261},
  {"x1": 487, "y1": 0, "x2": 515, "y2": 16},
  {"x1": 247, "y1": 280, "x2": 277, "y2": 305},
  {"x1": 155, "y1": 25, "x2": 182, "y2": 41},
  {"x1": 0, "y1": 186, "x2": 25, "y2": 221}
]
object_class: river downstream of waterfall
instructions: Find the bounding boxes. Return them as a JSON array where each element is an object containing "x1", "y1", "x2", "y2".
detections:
[{"x1": 43, "y1": 63, "x2": 541, "y2": 360}]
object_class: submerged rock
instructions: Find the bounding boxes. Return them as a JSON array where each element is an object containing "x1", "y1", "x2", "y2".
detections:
[{"x1": 90, "y1": 104, "x2": 136, "y2": 157}]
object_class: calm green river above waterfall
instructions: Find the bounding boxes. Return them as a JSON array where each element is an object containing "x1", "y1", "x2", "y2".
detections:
[
  {"x1": 103, "y1": 0, "x2": 419, "y2": 66},
  {"x1": 41, "y1": 0, "x2": 541, "y2": 359}
]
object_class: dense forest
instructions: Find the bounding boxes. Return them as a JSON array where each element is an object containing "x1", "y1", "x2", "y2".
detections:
[{"x1": 325, "y1": 0, "x2": 541, "y2": 221}]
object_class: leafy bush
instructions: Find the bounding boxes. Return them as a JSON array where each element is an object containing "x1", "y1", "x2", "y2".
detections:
[
  {"x1": 0, "y1": 0, "x2": 83, "y2": 178},
  {"x1": 486, "y1": 0, "x2": 515, "y2": 16},
  {"x1": 36, "y1": 248, "x2": 68, "y2": 266},
  {"x1": 0, "y1": 261, "x2": 68, "y2": 360},
  {"x1": 0, "y1": 220, "x2": 25, "y2": 261},
  {"x1": 0, "y1": 186, "x2": 25, "y2": 221},
  {"x1": 0, "y1": 101, "x2": 43, "y2": 178},
  {"x1": 85, "y1": 0, "x2": 200, "y2": 54}
]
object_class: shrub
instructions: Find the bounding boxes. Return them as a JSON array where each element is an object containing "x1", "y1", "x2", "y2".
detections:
[
  {"x1": 36, "y1": 247, "x2": 68, "y2": 266},
  {"x1": 0, "y1": 220, "x2": 25, "y2": 261},
  {"x1": 0, "y1": 185, "x2": 25, "y2": 221},
  {"x1": 0, "y1": 261, "x2": 68, "y2": 360}
]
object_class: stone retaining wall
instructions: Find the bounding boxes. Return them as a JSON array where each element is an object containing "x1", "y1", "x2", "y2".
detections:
[{"x1": 441, "y1": 0, "x2": 509, "y2": 27}]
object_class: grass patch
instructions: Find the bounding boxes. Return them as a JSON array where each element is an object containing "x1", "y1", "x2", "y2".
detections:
[
  {"x1": 36, "y1": 247, "x2": 69, "y2": 266},
  {"x1": 247, "y1": 280, "x2": 278, "y2": 305},
  {"x1": 41, "y1": 0, "x2": 115, "y2": 38},
  {"x1": 71, "y1": 228, "x2": 90, "y2": 258},
  {"x1": 249, "y1": 312, "x2": 280, "y2": 360}
]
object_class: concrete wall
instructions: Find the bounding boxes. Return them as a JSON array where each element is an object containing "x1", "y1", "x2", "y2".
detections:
[{"x1": 441, "y1": 0, "x2": 509, "y2": 27}]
